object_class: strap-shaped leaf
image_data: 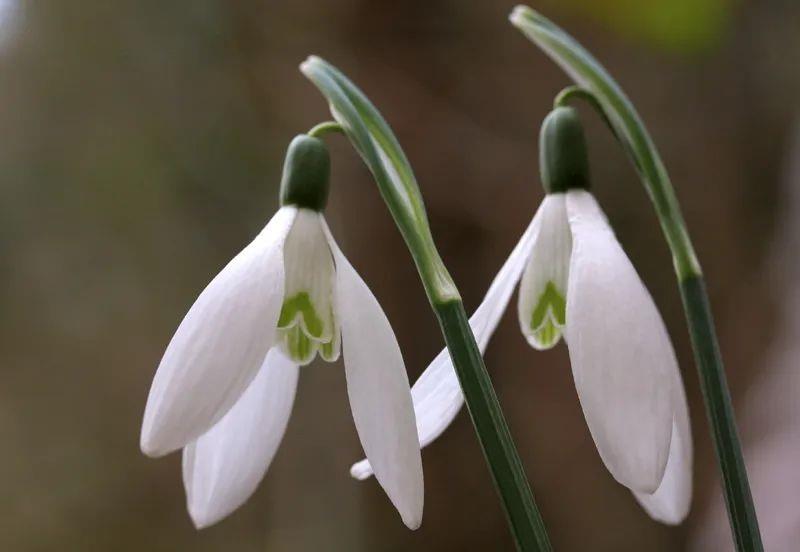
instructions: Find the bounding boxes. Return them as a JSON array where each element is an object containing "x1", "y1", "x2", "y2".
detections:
[
  {"x1": 510, "y1": 5, "x2": 700, "y2": 280},
  {"x1": 300, "y1": 56, "x2": 458, "y2": 303}
]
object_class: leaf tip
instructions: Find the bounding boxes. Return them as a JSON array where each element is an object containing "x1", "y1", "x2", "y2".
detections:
[
  {"x1": 299, "y1": 55, "x2": 323, "y2": 75},
  {"x1": 509, "y1": 4, "x2": 532, "y2": 26}
]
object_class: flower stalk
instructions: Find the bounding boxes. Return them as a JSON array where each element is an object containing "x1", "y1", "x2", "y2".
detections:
[
  {"x1": 301, "y1": 56, "x2": 552, "y2": 552},
  {"x1": 307, "y1": 120, "x2": 344, "y2": 139},
  {"x1": 510, "y1": 6, "x2": 763, "y2": 550}
]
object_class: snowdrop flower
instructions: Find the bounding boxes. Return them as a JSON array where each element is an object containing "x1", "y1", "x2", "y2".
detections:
[
  {"x1": 352, "y1": 107, "x2": 692, "y2": 524},
  {"x1": 140, "y1": 135, "x2": 423, "y2": 529}
]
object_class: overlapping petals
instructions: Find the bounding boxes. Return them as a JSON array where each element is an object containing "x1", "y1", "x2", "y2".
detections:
[
  {"x1": 351, "y1": 211, "x2": 542, "y2": 479},
  {"x1": 323, "y1": 221, "x2": 424, "y2": 529},
  {"x1": 633, "y1": 367, "x2": 692, "y2": 524},
  {"x1": 350, "y1": 189, "x2": 692, "y2": 523},
  {"x1": 564, "y1": 190, "x2": 675, "y2": 493},
  {"x1": 142, "y1": 205, "x2": 423, "y2": 530},
  {"x1": 183, "y1": 349, "x2": 299, "y2": 528},
  {"x1": 518, "y1": 194, "x2": 571, "y2": 350},
  {"x1": 141, "y1": 207, "x2": 297, "y2": 457}
]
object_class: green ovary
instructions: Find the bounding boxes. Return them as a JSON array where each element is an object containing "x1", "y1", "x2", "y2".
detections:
[
  {"x1": 530, "y1": 281, "x2": 566, "y2": 349},
  {"x1": 277, "y1": 291, "x2": 338, "y2": 364}
]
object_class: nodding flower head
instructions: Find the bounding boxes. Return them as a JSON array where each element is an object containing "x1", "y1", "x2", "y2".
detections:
[
  {"x1": 140, "y1": 134, "x2": 423, "y2": 531},
  {"x1": 352, "y1": 107, "x2": 693, "y2": 525}
]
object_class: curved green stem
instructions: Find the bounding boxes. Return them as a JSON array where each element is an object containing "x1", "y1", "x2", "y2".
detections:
[
  {"x1": 511, "y1": 6, "x2": 762, "y2": 551},
  {"x1": 300, "y1": 55, "x2": 552, "y2": 552},
  {"x1": 308, "y1": 120, "x2": 344, "y2": 138},
  {"x1": 554, "y1": 85, "x2": 622, "y2": 146}
]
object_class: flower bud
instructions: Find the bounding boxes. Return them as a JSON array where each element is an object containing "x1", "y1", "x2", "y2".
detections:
[
  {"x1": 279, "y1": 134, "x2": 331, "y2": 211},
  {"x1": 539, "y1": 106, "x2": 590, "y2": 194}
]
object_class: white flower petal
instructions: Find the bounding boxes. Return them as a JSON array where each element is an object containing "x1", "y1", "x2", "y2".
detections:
[
  {"x1": 564, "y1": 189, "x2": 674, "y2": 493},
  {"x1": 182, "y1": 349, "x2": 299, "y2": 529},
  {"x1": 140, "y1": 206, "x2": 296, "y2": 457},
  {"x1": 322, "y1": 220, "x2": 424, "y2": 530},
  {"x1": 634, "y1": 367, "x2": 693, "y2": 524},
  {"x1": 518, "y1": 194, "x2": 571, "y2": 350},
  {"x1": 350, "y1": 212, "x2": 542, "y2": 480}
]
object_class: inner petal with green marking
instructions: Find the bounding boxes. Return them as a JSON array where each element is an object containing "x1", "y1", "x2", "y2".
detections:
[
  {"x1": 517, "y1": 193, "x2": 572, "y2": 350},
  {"x1": 277, "y1": 292, "x2": 339, "y2": 365},
  {"x1": 277, "y1": 208, "x2": 341, "y2": 365},
  {"x1": 529, "y1": 281, "x2": 566, "y2": 349},
  {"x1": 278, "y1": 292, "x2": 325, "y2": 338}
]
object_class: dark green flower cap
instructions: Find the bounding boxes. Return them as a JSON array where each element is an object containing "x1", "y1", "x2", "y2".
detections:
[
  {"x1": 539, "y1": 106, "x2": 591, "y2": 194},
  {"x1": 279, "y1": 134, "x2": 331, "y2": 211}
]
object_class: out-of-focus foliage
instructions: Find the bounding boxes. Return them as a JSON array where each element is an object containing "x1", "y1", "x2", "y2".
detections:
[{"x1": 554, "y1": 0, "x2": 732, "y2": 53}]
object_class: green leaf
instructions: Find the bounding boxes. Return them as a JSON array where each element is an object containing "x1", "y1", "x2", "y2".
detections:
[
  {"x1": 300, "y1": 56, "x2": 458, "y2": 304},
  {"x1": 560, "y1": 0, "x2": 730, "y2": 53}
]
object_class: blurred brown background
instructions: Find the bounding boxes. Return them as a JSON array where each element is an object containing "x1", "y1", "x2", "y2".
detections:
[{"x1": 1, "y1": 0, "x2": 799, "y2": 550}]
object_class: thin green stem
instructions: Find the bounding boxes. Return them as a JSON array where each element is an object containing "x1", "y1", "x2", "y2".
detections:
[
  {"x1": 308, "y1": 120, "x2": 344, "y2": 138},
  {"x1": 511, "y1": 6, "x2": 763, "y2": 550},
  {"x1": 554, "y1": 86, "x2": 622, "y2": 146},
  {"x1": 301, "y1": 55, "x2": 552, "y2": 552},
  {"x1": 681, "y1": 277, "x2": 762, "y2": 551},
  {"x1": 436, "y1": 300, "x2": 552, "y2": 551}
]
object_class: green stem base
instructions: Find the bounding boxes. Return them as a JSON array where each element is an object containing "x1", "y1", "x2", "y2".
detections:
[
  {"x1": 680, "y1": 276, "x2": 763, "y2": 552},
  {"x1": 435, "y1": 300, "x2": 552, "y2": 552}
]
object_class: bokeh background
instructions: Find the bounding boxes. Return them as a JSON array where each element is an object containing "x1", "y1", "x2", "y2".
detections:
[{"x1": 1, "y1": 0, "x2": 799, "y2": 550}]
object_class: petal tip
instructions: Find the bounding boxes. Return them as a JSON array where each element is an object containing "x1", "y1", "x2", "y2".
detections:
[
  {"x1": 634, "y1": 479, "x2": 661, "y2": 496},
  {"x1": 140, "y1": 419, "x2": 182, "y2": 458},
  {"x1": 188, "y1": 505, "x2": 219, "y2": 531},
  {"x1": 400, "y1": 477, "x2": 424, "y2": 531},
  {"x1": 401, "y1": 506, "x2": 423, "y2": 531},
  {"x1": 349, "y1": 460, "x2": 374, "y2": 481},
  {"x1": 524, "y1": 333, "x2": 562, "y2": 351},
  {"x1": 659, "y1": 512, "x2": 688, "y2": 526},
  {"x1": 139, "y1": 430, "x2": 167, "y2": 458},
  {"x1": 634, "y1": 489, "x2": 691, "y2": 525},
  {"x1": 613, "y1": 467, "x2": 663, "y2": 495}
]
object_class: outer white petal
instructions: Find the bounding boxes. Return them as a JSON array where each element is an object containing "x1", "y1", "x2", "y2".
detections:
[
  {"x1": 634, "y1": 366, "x2": 693, "y2": 524},
  {"x1": 322, "y1": 220, "x2": 424, "y2": 530},
  {"x1": 351, "y1": 211, "x2": 542, "y2": 480},
  {"x1": 182, "y1": 349, "x2": 299, "y2": 529},
  {"x1": 140, "y1": 207, "x2": 296, "y2": 457},
  {"x1": 564, "y1": 190, "x2": 674, "y2": 493}
]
